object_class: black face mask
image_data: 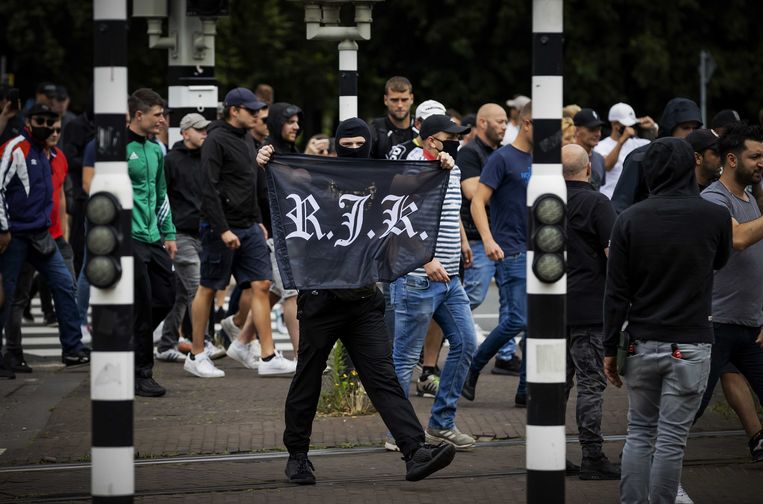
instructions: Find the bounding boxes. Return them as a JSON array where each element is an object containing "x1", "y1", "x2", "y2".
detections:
[
  {"x1": 335, "y1": 118, "x2": 372, "y2": 159},
  {"x1": 30, "y1": 126, "x2": 54, "y2": 142},
  {"x1": 438, "y1": 139, "x2": 460, "y2": 160}
]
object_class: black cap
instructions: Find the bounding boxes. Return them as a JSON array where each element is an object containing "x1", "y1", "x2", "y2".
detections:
[
  {"x1": 223, "y1": 87, "x2": 267, "y2": 111},
  {"x1": 460, "y1": 113, "x2": 476, "y2": 128},
  {"x1": 686, "y1": 129, "x2": 719, "y2": 153},
  {"x1": 54, "y1": 85, "x2": 69, "y2": 100},
  {"x1": 573, "y1": 108, "x2": 605, "y2": 128},
  {"x1": 27, "y1": 103, "x2": 59, "y2": 118},
  {"x1": 711, "y1": 109, "x2": 741, "y2": 130},
  {"x1": 419, "y1": 114, "x2": 471, "y2": 140},
  {"x1": 36, "y1": 82, "x2": 57, "y2": 97}
]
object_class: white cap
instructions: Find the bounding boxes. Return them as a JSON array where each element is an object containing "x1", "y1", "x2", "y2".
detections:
[
  {"x1": 506, "y1": 94, "x2": 531, "y2": 110},
  {"x1": 608, "y1": 102, "x2": 638, "y2": 126},
  {"x1": 415, "y1": 100, "x2": 446, "y2": 120}
]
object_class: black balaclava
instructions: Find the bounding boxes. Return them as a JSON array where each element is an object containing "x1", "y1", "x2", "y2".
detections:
[{"x1": 335, "y1": 118, "x2": 372, "y2": 158}]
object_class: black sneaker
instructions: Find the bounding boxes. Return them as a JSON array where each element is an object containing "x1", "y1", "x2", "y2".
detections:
[
  {"x1": 514, "y1": 393, "x2": 527, "y2": 408},
  {"x1": 22, "y1": 304, "x2": 33, "y2": 322},
  {"x1": 4, "y1": 352, "x2": 32, "y2": 373},
  {"x1": 750, "y1": 429, "x2": 763, "y2": 463},
  {"x1": 492, "y1": 356, "x2": 521, "y2": 376},
  {"x1": 285, "y1": 452, "x2": 316, "y2": 485},
  {"x1": 461, "y1": 369, "x2": 479, "y2": 401},
  {"x1": 44, "y1": 314, "x2": 58, "y2": 327},
  {"x1": 135, "y1": 377, "x2": 167, "y2": 397},
  {"x1": 565, "y1": 459, "x2": 581, "y2": 475},
  {"x1": 0, "y1": 357, "x2": 16, "y2": 380},
  {"x1": 62, "y1": 348, "x2": 91, "y2": 367},
  {"x1": 405, "y1": 443, "x2": 456, "y2": 481},
  {"x1": 579, "y1": 454, "x2": 620, "y2": 480}
]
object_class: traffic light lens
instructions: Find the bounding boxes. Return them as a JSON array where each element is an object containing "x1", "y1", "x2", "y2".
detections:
[
  {"x1": 86, "y1": 256, "x2": 121, "y2": 289},
  {"x1": 535, "y1": 196, "x2": 564, "y2": 225},
  {"x1": 535, "y1": 225, "x2": 564, "y2": 253},
  {"x1": 534, "y1": 254, "x2": 565, "y2": 283},
  {"x1": 87, "y1": 194, "x2": 118, "y2": 225},
  {"x1": 87, "y1": 226, "x2": 118, "y2": 255}
]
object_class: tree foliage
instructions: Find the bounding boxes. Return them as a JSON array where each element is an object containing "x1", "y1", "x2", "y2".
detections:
[{"x1": 2, "y1": 0, "x2": 763, "y2": 137}]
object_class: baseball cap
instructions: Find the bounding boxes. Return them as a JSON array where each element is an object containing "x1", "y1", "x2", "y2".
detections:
[
  {"x1": 415, "y1": 100, "x2": 446, "y2": 121},
  {"x1": 27, "y1": 103, "x2": 59, "y2": 117},
  {"x1": 711, "y1": 109, "x2": 741, "y2": 130},
  {"x1": 573, "y1": 108, "x2": 605, "y2": 128},
  {"x1": 460, "y1": 113, "x2": 476, "y2": 128},
  {"x1": 506, "y1": 94, "x2": 531, "y2": 110},
  {"x1": 179, "y1": 113, "x2": 211, "y2": 131},
  {"x1": 686, "y1": 129, "x2": 719, "y2": 153},
  {"x1": 223, "y1": 87, "x2": 267, "y2": 111},
  {"x1": 419, "y1": 114, "x2": 471, "y2": 140},
  {"x1": 608, "y1": 102, "x2": 638, "y2": 126},
  {"x1": 37, "y1": 82, "x2": 57, "y2": 98}
]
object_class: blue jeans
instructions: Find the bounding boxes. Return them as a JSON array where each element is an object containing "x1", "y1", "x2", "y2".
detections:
[
  {"x1": 471, "y1": 252, "x2": 527, "y2": 373},
  {"x1": 1, "y1": 235, "x2": 84, "y2": 354},
  {"x1": 391, "y1": 275, "x2": 476, "y2": 430},
  {"x1": 463, "y1": 240, "x2": 496, "y2": 310},
  {"x1": 621, "y1": 341, "x2": 711, "y2": 504}
]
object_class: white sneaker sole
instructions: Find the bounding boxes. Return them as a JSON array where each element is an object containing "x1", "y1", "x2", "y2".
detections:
[
  {"x1": 258, "y1": 368, "x2": 296, "y2": 377},
  {"x1": 184, "y1": 362, "x2": 225, "y2": 378},
  {"x1": 425, "y1": 431, "x2": 475, "y2": 451},
  {"x1": 226, "y1": 348, "x2": 258, "y2": 370},
  {"x1": 384, "y1": 441, "x2": 400, "y2": 452}
]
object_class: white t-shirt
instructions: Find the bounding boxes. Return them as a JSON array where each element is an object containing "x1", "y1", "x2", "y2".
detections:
[
  {"x1": 501, "y1": 122, "x2": 520, "y2": 146},
  {"x1": 594, "y1": 136, "x2": 650, "y2": 199}
]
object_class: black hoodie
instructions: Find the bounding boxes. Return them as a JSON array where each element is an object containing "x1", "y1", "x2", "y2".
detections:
[
  {"x1": 603, "y1": 137, "x2": 731, "y2": 356},
  {"x1": 165, "y1": 140, "x2": 204, "y2": 234},
  {"x1": 610, "y1": 98, "x2": 703, "y2": 213},
  {"x1": 200, "y1": 120, "x2": 261, "y2": 233},
  {"x1": 265, "y1": 102, "x2": 303, "y2": 154}
]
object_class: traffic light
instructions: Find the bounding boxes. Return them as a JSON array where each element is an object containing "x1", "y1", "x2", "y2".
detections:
[
  {"x1": 186, "y1": 0, "x2": 229, "y2": 16},
  {"x1": 530, "y1": 194, "x2": 566, "y2": 283},
  {"x1": 85, "y1": 192, "x2": 124, "y2": 289}
]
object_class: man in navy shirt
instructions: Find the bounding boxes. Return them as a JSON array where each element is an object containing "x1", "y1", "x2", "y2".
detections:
[{"x1": 462, "y1": 101, "x2": 532, "y2": 406}]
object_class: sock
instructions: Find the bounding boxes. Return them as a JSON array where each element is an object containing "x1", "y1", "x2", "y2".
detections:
[{"x1": 262, "y1": 353, "x2": 275, "y2": 362}]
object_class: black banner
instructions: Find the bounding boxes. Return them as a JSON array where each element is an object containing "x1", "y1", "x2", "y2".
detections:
[{"x1": 266, "y1": 154, "x2": 449, "y2": 289}]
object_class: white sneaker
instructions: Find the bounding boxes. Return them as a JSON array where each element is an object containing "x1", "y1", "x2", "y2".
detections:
[
  {"x1": 258, "y1": 350, "x2": 297, "y2": 377},
  {"x1": 156, "y1": 347, "x2": 186, "y2": 362},
  {"x1": 184, "y1": 352, "x2": 225, "y2": 378},
  {"x1": 384, "y1": 434, "x2": 400, "y2": 452},
  {"x1": 226, "y1": 340, "x2": 259, "y2": 369},
  {"x1": 152, "y1": 320, "x2": 164, "y2": 344},
  {"x1": 473, "y1": 322, "x2": 487, "y2": 346},
  {"x1": 675, "y1": 483, "x2": 694, "y2": 504},
  {"x1": 80, "y1": 324, "x2": 92, "y2": 345},
  {"x1": 250, "y1": 339, "x2": 261, "y2": 359},
  {"x1": 221, "y1": 315, "x2": 241, "y2": 342},
  {"x1": 205, "y1": 340, "x2": 227, "y2": 360}
]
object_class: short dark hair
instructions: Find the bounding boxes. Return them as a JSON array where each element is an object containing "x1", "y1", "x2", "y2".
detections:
[
  {"x1": 384, "y1": 76, "x2": 412, "y2": 95},
  {"x1": 719, "y1": 122, "x2": 763, "y2": 165},
  {"x1": 128, "y1": 88, "x2": 164, "y2": 119}
]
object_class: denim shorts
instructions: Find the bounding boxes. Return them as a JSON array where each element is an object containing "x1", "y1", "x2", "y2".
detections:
[{"x1": 199, "y1": 223, "x2": 272, "y2": 290}]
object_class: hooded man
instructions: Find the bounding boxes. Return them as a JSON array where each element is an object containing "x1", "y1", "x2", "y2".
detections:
[
  {"x1": 256, "y1": 117, "x2": 457, "y2": 486},
  {"x1": 266, "y1": 102, "x2": 303, "y2": 154},
  {"x1": 610, "y1": 98, "x2": 703, "y2": 213},
  {"x1": 603, "y1": 137, "x2": 731, "y2": 503}
]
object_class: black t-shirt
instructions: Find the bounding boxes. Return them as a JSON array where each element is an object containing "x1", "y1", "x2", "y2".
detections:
[
  {"x1": 566, "y1": 180, "x2": 616, "y2": 326},
  {"x1": 369, "y1": 116, "x2": 414, "y2": 159},
  {"x1": 457, "y1": 137, "x2": 495, "y2": 241}
]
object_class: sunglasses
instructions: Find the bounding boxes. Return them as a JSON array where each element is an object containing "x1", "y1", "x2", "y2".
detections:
[
  {"x1": 32, "y1": 116, "x2": 57, "y2": 127},
  {"x1": 50, "y1": 127, "x2": 62, "y2": 134}
]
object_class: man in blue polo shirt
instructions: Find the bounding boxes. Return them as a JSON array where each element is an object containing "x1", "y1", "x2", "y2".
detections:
[{"x1": 462, "y1": 101, "x2": 532, "y2": 407}]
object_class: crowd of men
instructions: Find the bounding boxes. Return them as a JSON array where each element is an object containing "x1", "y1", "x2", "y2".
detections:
[{"x1": 1, "y1": 76, "x2": 762, "y2": 499}]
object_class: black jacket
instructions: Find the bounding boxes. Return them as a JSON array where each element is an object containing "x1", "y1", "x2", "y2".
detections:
[
  {"x1": 603, "y1": 137, "x2": 731, "y2": 355},
  {"x1": 200, "y1": 120, "x2": 261, "y2": 233},
  {"x1": 369, "y1": 115, "x2": 414, "y2": 159},
  {"x1": 61, "y1": 111, "x2": 96, "y2": 199},
  {"x1": 165, "y1": 140, "x2": 204, "y2": 235},
  {"x1": 611, "y1": 98, "x2": 703, "y2": 213}
]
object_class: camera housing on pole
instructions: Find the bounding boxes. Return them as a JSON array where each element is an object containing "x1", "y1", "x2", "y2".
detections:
[
  {"x1": 527, "y1": 1, "x2": 566, "y2": 503},
  {"x1": 133, "y1": 0, "x2": 225, "y2": 145},
  {"x1": 290, "y1": 0, "x2": 384, "y2": 121}
]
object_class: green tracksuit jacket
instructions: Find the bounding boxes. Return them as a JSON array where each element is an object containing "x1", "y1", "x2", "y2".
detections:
[{"x1": 126, "y1": 131, "x2": 176, "y2": 243}]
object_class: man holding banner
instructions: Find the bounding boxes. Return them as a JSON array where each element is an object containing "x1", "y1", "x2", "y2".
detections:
[{"x1": 257, "y1": 117, "x2": 457, "y2": 485}]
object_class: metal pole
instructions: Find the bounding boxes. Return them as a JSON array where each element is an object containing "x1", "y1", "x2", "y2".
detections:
[
  {"x1": 338, "y1": 39, "x2": 358, "y2": 121},
  {"x1": 91, "y1": 0, "x2": 134, "y2": 502},
  {"x1": 527, "y1": 1, "x2": 566, "y2": 503},
  {"x1": 167, "y1": 0, "x2": 218, "y2": 146},
  {"x1": 699, "y1": 50, "x2": 707, "y2": 127}
]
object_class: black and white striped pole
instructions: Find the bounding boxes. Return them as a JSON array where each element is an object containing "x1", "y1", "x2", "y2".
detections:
[
  {"x1": 296, "y1": 1, "x2": 382, "y2": 119},
  {"x1": 89, "y1": 0, "x2": 134, "y2": 502},
  {"x1": 526, "y1": 0, "x2": 566, "y2": 503}
]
